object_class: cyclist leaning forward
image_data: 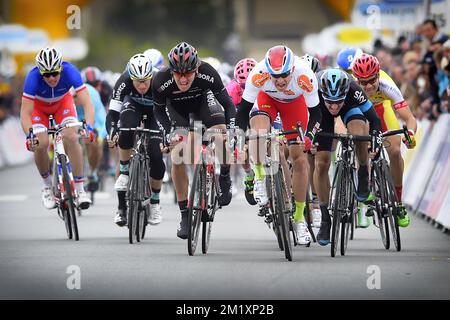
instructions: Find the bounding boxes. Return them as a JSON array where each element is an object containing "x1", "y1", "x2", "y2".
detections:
[
  {"x1": 352, "y1": 53, "x2": 417, "y2": 228},
  {"x1": 106, "y1": 54, "x2": 165, "y2": 227},
  {"x1": 235, "y1": 45, "x2": 322, "y2": 245},
  {"x1": 311, "y1": 68, "x2": 383, "y2": 245},
  {"x1": 21, "y1": 47, "x2": 95, "y2": 210},
  {"x1": 152, "y1": 42, "x2": 236, "y2": 240}
]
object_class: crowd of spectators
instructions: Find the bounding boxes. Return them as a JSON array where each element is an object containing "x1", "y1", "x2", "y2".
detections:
[{"x1": 367, "y1": 19, "x2": 449, "y2": 122}]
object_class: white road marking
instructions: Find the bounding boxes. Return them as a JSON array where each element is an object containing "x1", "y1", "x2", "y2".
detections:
[{"x1": 0, "y1": 195, "x2": 28, "y2": 202}]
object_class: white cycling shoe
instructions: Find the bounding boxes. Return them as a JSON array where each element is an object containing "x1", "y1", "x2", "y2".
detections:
[
  {"x1": 253, "y1": 179, "x2": 269, "y2": 206},
  {"x1": 114, "y1": 174, "x2": 129, "y2": 191},
  {"x1": 41, "y1": 187, "x2": 56, "y2": 209},
  {"x1": 76, "y1": 190, "x2": 91, "y2": 210},
  {"x1": 311, "y1": 207, "x2": 322, "y2": 228},
  {"x1": 294, "y1": 221, "x2": 311, "y2": 246},
  {"x1": 148, "y1": 203, "x2": 162, "y2": 225}
]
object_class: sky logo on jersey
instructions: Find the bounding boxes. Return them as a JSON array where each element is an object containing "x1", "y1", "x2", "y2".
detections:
[
  {"x1": 354, "y1": 90, "x2": 367, "y2": 104},
  {"x1": 252, "y1": 72, "x2": 270, "y2": 88},
  {"x1": 297, "y1": 75, "x2": 314, "y2": 93}
]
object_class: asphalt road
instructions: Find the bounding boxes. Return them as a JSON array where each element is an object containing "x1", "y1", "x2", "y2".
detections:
[{"x1": 0, "y1": 163, "x2": 449, "y2": 300}]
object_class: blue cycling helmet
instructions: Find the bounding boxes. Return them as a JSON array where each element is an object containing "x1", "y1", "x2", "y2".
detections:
[
  {"x1": 319, "y1": 68, "x2": 350, "y2": 101},
  {"x1": 336, "y1": 47, "x2": 363, "y2": 72}
]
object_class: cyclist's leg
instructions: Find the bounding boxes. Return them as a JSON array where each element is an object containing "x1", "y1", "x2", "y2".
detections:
[
  {"x1": 31, "y1": 105, "x2": 55, "y2": 209},
  {"x1": 196, "y1": 91, "x2": 231, "y2": 206},
  {"x1": 144, "y1": 109, "x2": 165, "y2": 224},
  {"x1": 345, "y1": 112, "x2": 370, "y2": 202},
  {"x1": 116, "y1": 100, "x2": 140, "y2": 190},
  {"x1": 248, "y1": 92, "x2": 277, "y2": 205},
  {"x1": 54, "y1": 94, "x2": 89, "y2": 207}
]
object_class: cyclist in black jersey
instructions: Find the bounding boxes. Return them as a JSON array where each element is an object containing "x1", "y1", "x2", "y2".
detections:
[
  {"x1": 152, "y1": 42, "x2": 236, "y2": 239},
  {"x1": 311, "y1": 69, "x2": 382, "y2": 246},
  {"x1": 106, "y1": 54, "x2": 165, "y2": 227}
]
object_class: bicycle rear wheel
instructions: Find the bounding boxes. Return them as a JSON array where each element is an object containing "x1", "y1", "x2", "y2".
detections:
[
  {"x1": 188, "y1": 164, "x2": 204, "y2": 256},
  {"x1": 60, "y1": 154, "x2": 79, "y2": 241},
  {"x1": 273, "y1": 168, "x2": 292, "y2": 261}
]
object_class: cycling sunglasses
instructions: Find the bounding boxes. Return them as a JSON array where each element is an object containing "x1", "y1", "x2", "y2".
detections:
[
  {"x1": 172, "y1": 70, "x2": 196, "y2": 78},
  {"x1": 322, "y1": 96, "x2": 345, "y2": 105},
  {"x1": 41, "y1": 67, "x2": 62, "y2": 78},
  {"x1": 358, "y1": 74, "x2": 379, "y2": 86},
  {"x1": 270, "y1": 70, "x2": 291, "y2": 79}
]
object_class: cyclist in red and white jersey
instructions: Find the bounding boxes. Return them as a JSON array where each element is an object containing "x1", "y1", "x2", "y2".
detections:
[{"x1": 235, "y1": 45, "x2": 322, "y2": 245}]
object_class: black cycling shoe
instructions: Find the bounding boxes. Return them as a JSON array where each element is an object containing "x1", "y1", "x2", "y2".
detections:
[
  {"x1": 87, "y1": 175, "x2": 99, "y2": 192},
  {"x1": 114, "y1": 209, "x2": 127, "y2": 227},
  {"x1": 244, "y1": 177, "x2": 257, "y2": 206},
  {"x1": 317, "y1": 219, "x2": 331, "y2": 246},
  {"x1": 218, "y1": 173, "x2": 232, "y2": 206},
  {"x1": 177, "y1": 211, "x2": 189, "y2": 239},
  {"x1": 356, "y1": 166, "x2": 370, "y2": 202}
]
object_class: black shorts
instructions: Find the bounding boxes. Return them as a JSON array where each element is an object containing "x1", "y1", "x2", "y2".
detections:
[
  {"x1": 317, "y1": 104, "x2": 367, "y2": 152},
  {"x1": 166, "y1": 90, "x2": 226, "y2": 128}
]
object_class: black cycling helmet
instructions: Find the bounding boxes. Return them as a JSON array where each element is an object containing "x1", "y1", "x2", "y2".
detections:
[{"x1": 168, "y1": 42, "x2": 199, "y2": 73}]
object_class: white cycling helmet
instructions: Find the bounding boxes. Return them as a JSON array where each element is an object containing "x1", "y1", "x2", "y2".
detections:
[
  {"x1": 35, "y1": 47, "x2": 63, "y2": 73},
  {"x1": 127, "y1": 53, "x2": 154, "y2": 80},
  {"x1": 144, "y1": 48, "x2": 164, "y2": 69}
]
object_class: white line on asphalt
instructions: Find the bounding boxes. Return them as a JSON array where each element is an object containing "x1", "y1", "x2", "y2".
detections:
[{"x1": 0, "y1": 195, "x2": 28, "y2": 202}]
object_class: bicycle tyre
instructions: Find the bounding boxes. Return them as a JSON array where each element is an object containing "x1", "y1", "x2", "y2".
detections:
[
  {"x1": 60, "y1": 154, "x2": 79, "y2": 241},
  {"x1": 188, "y1": 163, "x2": 204, "y2": 256},
  {"x1": 202, "y1": 168, "x2": 216, "y2": 254},
  {"x1": 381, "y1": 161, "x2": 401, "y2": 251},
  {"x1": 139, "y1": 159, "x2": 151, "y2": 241},
  {"x1": 330, "y1": 162, "x2": 344, "y2": 257},
  {"x1": 373, "y1": 164, "x2": 390, "y2": 249},
  {"x1": 128, "y1": 154, "x2": 140, "y2": 244},
  {"x1": 273, "y1": 168, "x2": 292, "y2": 261}
]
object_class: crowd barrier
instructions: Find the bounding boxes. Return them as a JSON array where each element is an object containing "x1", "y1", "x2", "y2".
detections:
[
  {"x1": 0, "y1": 117, "x2": 33, "y2": 169},
  {"x1": 403, "y1": 114, "x2": 450, "y2": 232}
]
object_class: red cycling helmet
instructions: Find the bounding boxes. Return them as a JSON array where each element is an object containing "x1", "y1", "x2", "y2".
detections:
[
  {"x1": 352, "y1": 53, "x2": 380, "y2": 79},
  {"x1": 234, "y1": 58, "x2": 257, "y2": 86}
]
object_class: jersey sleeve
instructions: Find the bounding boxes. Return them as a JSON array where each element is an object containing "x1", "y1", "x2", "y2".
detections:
[
  {"x1": 22, "y1": 69, "x2": 39, "y2": 100},
  {"x1": 64, "y1": 62, "x2": 86, "y2": 92},
  {"x1": 109, "y1": 72, "x2": 131, "y2": 113},
  {"x1": 297, "y1": 67, "x2": 320, "y2": 107},
  {"x1": 242, "y1": 62, "x2": 266, "y2": 104},
  {"x1": 379, "y1": 71, "x2": 406, "y2": 110}
]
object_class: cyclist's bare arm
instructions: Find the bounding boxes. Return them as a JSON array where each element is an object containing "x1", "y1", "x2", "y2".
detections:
[
  {"x1": 76, "y1": 89, "x2": 95, "y2": 126},
  {"x1": 20, "y1": 97, "x2": 34, "y2": 134},
  {"x1": 395, "y1": 106, "x2": 417, "y2": 133}
]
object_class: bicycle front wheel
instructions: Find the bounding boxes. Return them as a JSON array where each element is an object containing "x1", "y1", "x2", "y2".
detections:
[
  {"x1": 330, "y1": 163, "x2": 345, "y2": 257},
  {"x1": 381, "y1": 161, "x2": 401, "y2": 251},
  {"x1": 128, "y1": 154, "x2": 141, "y2": 244},
  {"x1": 273, "y1": 168, "x2": 292, "y2": 261},
  {"x1": 202, "y1": 168, "x2": 217, "y2": 254},
  {"x1": 188, "y1": 164, "x2": 204, "y2": 256},
  {"x1": 60, "y1": 154, "x2": 79, "y2": 241}
]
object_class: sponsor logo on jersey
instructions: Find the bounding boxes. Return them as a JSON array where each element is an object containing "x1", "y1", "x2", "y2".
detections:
[
  {"x1": 252, "y1": 72, "x2": 270, "y2": 88},
  {"x1": 57, "y1": 87, "x2": 67, "y2": 91},
  {"x1": 63, "y1": 109, "x2": 70, "y2": 115},
  {"x1": 197, "y1": 73, "x2": 214, "y2": 83},
  {"x1": 282, "y1": 89, "x2": 295, "y2": 95},
  {"x1": 354, "y1": 90, "x2": 367, "y2": 104},
  {"x1": 33, "y1": 116, "x2": 41, "y2": 121},
  {"x1": 260, "y1": 104, "x2": 271, "y2": 109},
  {"x1": 114, "y1": 83, "x2": 126, "y2": 100},
  {"x1": 159, "y1": 78, "x2": 174, "y2": 92},
  {"x1": 297, "y1": 75, "x2": 314, "y2": 93}
]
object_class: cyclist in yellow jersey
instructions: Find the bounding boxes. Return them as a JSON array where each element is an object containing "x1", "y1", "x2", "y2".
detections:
[{"x1": 352, "y1": 53, "x2": 417, "y2": 228}]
